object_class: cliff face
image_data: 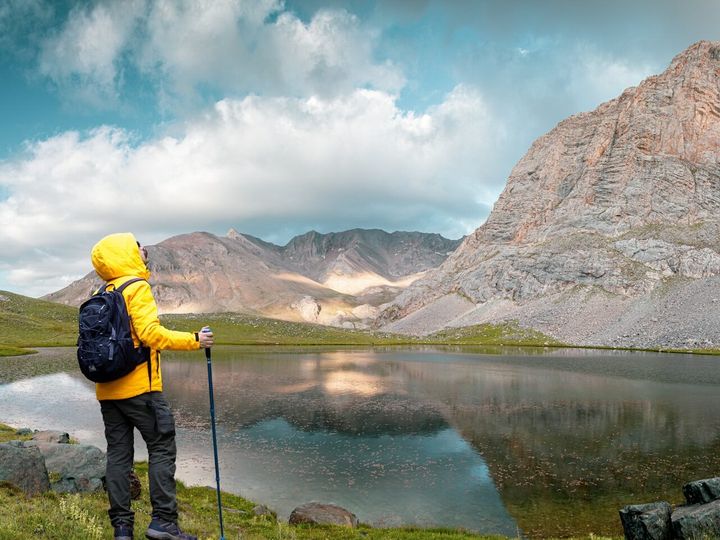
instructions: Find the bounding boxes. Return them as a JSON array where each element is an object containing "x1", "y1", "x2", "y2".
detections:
[
  {"x1": 381, "y1": 41, "x2": 720, "y2": 342},
  {"x1": 45, "y1": 229, "x2": 460, "y2": 327}
]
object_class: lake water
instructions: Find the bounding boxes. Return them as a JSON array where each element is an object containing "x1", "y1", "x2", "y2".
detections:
[{"x1": 2, "y1": 346, "x2": 720, "y2": 538}]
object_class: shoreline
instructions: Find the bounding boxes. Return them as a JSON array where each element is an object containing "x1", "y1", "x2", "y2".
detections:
[
  {"x1": 3, "y1": 341, "x2": 720, "y2": 360},
  {"x1": 0, "y1": 421, "x2": 509, "y2": 540}
]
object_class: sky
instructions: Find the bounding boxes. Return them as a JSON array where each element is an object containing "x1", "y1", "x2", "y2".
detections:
[{"x1": 1, "y1": 0, "x2": 719, "y2": 297}]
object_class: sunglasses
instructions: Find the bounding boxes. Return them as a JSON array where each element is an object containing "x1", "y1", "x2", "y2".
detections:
[{"x1": 136, "y1": 241, "x2": 148, "y2": 260}]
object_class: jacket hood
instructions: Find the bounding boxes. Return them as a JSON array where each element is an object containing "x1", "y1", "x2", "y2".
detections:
[{"x1": 91, "y1": 232, "x2": 151, "y2": 281}]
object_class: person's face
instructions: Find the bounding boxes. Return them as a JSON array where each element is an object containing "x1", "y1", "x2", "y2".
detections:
[{"x1": 137, "y1": 241, "x2": 148, "y2": 263}]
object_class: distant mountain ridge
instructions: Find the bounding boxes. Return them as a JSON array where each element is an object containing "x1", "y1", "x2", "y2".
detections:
[
  {"x1": 46, "y1": 228, "x2": 461, "y2": 327},
  {"x1": 380, "y1": 41, "x2": 720, "y2": 349}
]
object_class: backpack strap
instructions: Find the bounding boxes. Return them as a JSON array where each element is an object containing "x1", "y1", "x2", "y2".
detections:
[
  {"x1": 146, "y1": 347, "x2": 153, "y2": 390},
  {"x1": 98, "y1": 277, "x2": 146, "y2": 295},
  {"x1": 115, "y1": 277, "x2": 146, "y2": 294},
  {"x1": 114, "y1": 278, "x2": 153, "y2": 389},
  {"x1": 112, "y1": 277, "x2": 152, "y2": 387}
]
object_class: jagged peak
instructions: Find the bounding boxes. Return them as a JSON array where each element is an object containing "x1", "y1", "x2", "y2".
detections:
[
  {"x1": 670, "y1": 40, "x2": 720, "y2": 64},
  {"x1": 227, "y1": 227, "x2": 242, "y2": 240}
]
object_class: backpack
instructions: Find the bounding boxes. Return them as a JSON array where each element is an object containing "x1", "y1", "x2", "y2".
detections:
[{"x1": 77, "y1": 277, "x2": 150, "y2": 383}]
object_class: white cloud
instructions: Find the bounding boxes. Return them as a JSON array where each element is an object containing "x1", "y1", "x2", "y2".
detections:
[
  {"x1": 0, "y1": 86, "x2": 502, "y2": 296},
  {"x1": 267, "y1": 9, "x2": 405, "y2": 96},
  {"x1": 34, "y1": 0, "x2": 404, "y2": 110},
  {"x1": 38, "y1": 1, "x2": 146, "y2": 107}
]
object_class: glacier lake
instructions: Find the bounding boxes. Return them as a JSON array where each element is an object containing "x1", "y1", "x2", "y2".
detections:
[{"x1": 2, "y1": 345, "x2": 720, "y2": 537}]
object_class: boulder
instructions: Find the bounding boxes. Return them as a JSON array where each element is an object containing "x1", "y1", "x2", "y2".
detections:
[
  {"x1": 619, "y1": 502, "x2": 672, "y2": 540},
  {"x1": 15, "y1": 428, "x2": 33, "y2": 436},
  {"x1": 31, "y1": 430, "x2": 70, "y2": 444},
  {"x1": 672, "y1": 499, "x2": 720, "y2": 539},
  {"x1": 252, "y1": 505, "x2": 275, "y2": 518},
  {"x1": 0, "y1": 443, "x2": 50, "y2": 496},
  {"x1": 683, "y1": 478, "x2": 720, "y2": 504},
  {"x1": 289, "y1": 502, "x2": 358, "y2": 528},
  {"x1": 26, "y1": 441, "x2": 106, "y2": 493},
  {"x1": 291, "y1": 296, "x2": 322, "y2": 323}
]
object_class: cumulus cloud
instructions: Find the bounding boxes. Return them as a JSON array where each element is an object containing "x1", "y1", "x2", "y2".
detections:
[
  {"x1": 33, "y1": 0, "x2": 404, "y2": 110},
  {"x1": 0, "y1": 86, "x2": 502, "y2": 296},
  {"x1": 37, "y1": 1, "x2": 146, "y2": 107}
]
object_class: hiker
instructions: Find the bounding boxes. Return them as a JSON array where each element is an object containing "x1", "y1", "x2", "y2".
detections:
[{"x1": 89, "y1": 233, "x2": 214, "y2": 540}]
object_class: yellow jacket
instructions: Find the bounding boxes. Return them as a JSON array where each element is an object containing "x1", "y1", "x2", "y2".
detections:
[{"x1": 91, "y1": 233, "x2": 200, "y2": 401}]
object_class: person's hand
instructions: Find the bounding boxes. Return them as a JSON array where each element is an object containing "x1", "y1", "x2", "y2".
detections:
[{"x1": 198, "y1": 328, "x2": 214, "y2": 348}]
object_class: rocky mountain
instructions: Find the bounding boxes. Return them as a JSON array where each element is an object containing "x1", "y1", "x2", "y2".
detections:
[
  {"x1": 46, "y1": 229, "x2": 461, "y2": 327},
  {"x1": 380, "y1": 41, "x2": 720, "y2": 348}
]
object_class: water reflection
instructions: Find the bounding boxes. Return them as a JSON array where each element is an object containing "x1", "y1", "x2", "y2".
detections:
[
  {"x1": 2, "y1": 346, "x2": 720, "y2": 537},
  {"x1": 161, "y1": 347, "x2": 720, "y2": 537},
  {"x1": 180, "y1": 418, "x2": 515, "y2": 533}
]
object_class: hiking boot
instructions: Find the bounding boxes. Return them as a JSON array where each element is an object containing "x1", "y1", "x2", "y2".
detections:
[
  {"x1": 145, "y1": 519, "x2": 197, "y2": 540},
  {"x1": 114, "y1": 524, "x2": 134, "y2": 540}
]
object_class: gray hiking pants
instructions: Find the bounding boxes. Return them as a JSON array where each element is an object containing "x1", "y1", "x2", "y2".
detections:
[{"x1": 100, "y1": 392, "x2": 178, "y2": 527}]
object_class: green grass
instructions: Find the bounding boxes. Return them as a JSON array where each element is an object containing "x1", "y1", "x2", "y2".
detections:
[
  {"x1": 0, "y1": 345, "x2": 36, "y2": 357},
  {"x1": 0, "y1": 423, "x2": 34, "y2": 443},
  {"x1": 161, "y1": 313, "x2": 564, "y2": 349},
  {"x1": 161, "y1": 312, "x2": 418, "y2": 346},
  {"x1": 0, "y1": 290, "x2": 78, "y2": 355},
  {"x1": 1, "y1": 290, "x2": 566, "y2": 356},
  {"x1": 424, "y1": 323, "x2": 564, "y2": 347},
  {"x1": 4, "y1": 288, "x2": 720, "y2": 358}
]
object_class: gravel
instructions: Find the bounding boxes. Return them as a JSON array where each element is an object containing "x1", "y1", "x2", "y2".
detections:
[{"x1": 381, "y1": 276, "x2": 720, "y2": 350}]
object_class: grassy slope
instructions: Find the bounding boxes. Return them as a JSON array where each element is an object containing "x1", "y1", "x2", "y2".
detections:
[
  {"x1": 0, "y1": 289, "x2": 564, "y2": 356},
  {"x1": 5, "y1": 289, "x2": 720, "y2": 355},
  {"x1": 0, "y1": 291, "x2": 78, "y2": 353},
  {"x1": 161, "y1": 314, "x2": 564, "y2": 347},
  {"x1": 161, "y1": 312, "x2": 415, "y2": 345}
]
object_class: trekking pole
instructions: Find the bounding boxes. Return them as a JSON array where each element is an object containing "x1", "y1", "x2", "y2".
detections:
[{"x1": 203, "y1": 327, "x2": 226, "y2": 540}]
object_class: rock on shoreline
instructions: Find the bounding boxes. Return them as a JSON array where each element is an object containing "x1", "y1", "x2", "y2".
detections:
[
  {"x1": 0, "y1": 429, "x2": 105, "y2": 495},
  {"x1": 620, "y1": 477, "x2": 720, "y2": 539},
  {"x1": 1, "y1": 425, "x2": 361, "y2": 531}
]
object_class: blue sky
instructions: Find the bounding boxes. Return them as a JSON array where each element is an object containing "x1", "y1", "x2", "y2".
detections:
[{"x1": 1, "y1": 0, "x2": 719, "y2": 296}]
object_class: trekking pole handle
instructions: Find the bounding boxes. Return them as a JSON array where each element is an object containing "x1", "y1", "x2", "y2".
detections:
[{"x1": 202, "y1": 326, "x2": 212, "y2": 359}]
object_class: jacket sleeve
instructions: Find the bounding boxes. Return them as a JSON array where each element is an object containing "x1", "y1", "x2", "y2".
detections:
[{"x1": 126, "y1": 281, "x2": 200, "y2": 351}]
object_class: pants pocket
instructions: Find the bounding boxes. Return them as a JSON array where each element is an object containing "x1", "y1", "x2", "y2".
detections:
[{"x1": 148, "y1": 399, "x2": 176, "y2": 436}]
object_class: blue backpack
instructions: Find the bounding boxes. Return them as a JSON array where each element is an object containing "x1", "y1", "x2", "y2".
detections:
[{"x1": 77, "y1": 278, "x2": 150, "y2": 382}]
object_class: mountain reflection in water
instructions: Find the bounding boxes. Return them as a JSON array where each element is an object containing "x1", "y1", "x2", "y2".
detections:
[
  {"x1": 163, "y1": 349, "x2": 518, "y2": 533},
  {"x1": 2, "y1": 346, "x2": 720, "y2": 537}
]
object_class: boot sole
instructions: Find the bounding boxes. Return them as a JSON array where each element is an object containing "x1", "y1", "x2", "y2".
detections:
[
  {"x1": 145, "y1": 530, "x2": 193, "y2": 540},
  {"x1": 145, "y1": 531, "x2": 178, "y2": 540}
]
